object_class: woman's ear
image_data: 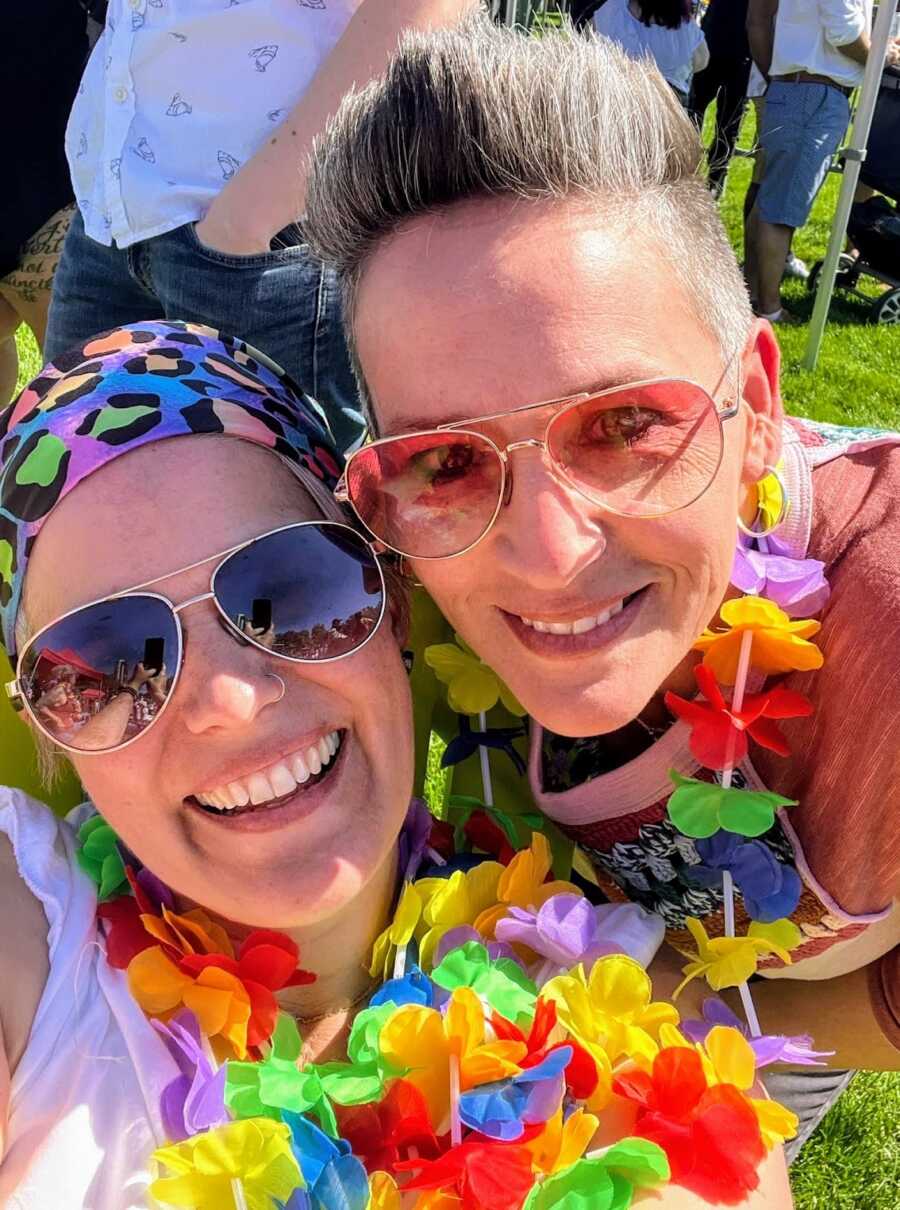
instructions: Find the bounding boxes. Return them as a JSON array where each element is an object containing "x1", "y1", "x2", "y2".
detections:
[{"x1": 739, "y1": 319, "x2": 784, "y2": 484}]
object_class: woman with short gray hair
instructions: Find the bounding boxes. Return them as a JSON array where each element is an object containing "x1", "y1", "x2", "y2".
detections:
[{"x1": 304, "y1": 12, "x2": 900, "y2": 1166}]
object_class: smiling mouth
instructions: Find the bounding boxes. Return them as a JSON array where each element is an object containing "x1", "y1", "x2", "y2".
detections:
[
  {"x1": 516, "y1": 589, "x2": 645, "y2": 635},
  {"x1": 188, "y1": 731, "x2": 344, "y2": 818}
]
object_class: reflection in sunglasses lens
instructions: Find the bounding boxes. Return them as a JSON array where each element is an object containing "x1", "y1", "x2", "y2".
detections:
[
  {"x1": 214, "y1": 524, "x2": 385, "y2": 662},
  {"x1": 20, "y1": 595, "x2": 179, "y2": 752}
]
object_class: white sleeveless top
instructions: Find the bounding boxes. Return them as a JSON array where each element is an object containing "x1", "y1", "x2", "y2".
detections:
[{"x1": 0, "y1": 789, "x2": 179, "y2": 1209}]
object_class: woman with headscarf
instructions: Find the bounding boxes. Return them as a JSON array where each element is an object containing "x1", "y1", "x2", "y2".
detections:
[{"x1": 0, "y1": 324, "x2": 791, "y2": 1207}]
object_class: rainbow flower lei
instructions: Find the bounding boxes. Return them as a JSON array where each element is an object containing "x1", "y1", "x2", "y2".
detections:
[
  {"x1": 82, "y1": 824, "x2": 801, "y2": 1209},
  {"x1": 74, "y1": 476, "x2": 829, "y2": 1210}
]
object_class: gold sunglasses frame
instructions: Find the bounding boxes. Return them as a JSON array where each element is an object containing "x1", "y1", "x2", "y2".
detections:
[{"x1": 336, "y1": 360, "x2": 744, "y2": 560}]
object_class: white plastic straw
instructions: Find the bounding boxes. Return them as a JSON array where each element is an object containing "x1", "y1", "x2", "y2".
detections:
[
  {"x1": 719, "y1": 629, "x2": 763, "y2": 1037},
  {"x1": 477, "y1": 710, "x2": 494, "y2": 807}
]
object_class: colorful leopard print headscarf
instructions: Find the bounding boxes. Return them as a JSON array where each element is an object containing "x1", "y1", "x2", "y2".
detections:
[{"x1": 0, "y1": 322, "x2": 343, "y2": 658}]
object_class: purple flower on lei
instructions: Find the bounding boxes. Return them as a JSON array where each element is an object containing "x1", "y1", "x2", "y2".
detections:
[
  {"x1": 494, "y1": 894, "x2": 665, "y2": 984},
  {"x1": 689, "y1": 832, "x2": 803, "y2": 923},
  {"x1": 152, "y1": 1011, "x2": 229, "y2": 1141},
  {"x1": 398, "y1": 798, "x2": 445, "y2": 882},
  {"x1": 433, "y1": 925, "x2": 521, "y2": 969},
  {"x1": 682, "y1": 997, "x2": 833, "y2": 1067},
  {"x1": 731, "y1": 542, "x2": 830, "y2": 618}
]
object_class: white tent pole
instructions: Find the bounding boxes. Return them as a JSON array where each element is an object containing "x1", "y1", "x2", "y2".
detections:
[{"x1": 802, "y1": 0, "x2": 898, "y2": 370}]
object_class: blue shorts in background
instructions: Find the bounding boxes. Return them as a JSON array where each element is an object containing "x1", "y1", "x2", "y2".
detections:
[{"x1": 757, "y1": 81, "x2": 850, "y2": 230}]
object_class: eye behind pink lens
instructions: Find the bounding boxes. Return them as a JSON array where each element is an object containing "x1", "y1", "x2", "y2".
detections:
[
  {"x1": 347, "y1": 432, "x2": 504, "y2": 558},
  {"x1": 548, "y1": 381, "x2": 724, "y2": 516}
]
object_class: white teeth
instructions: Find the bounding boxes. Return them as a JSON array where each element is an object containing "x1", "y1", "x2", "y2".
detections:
[
  {"x1": 227, "y1": 781, "x2": 250, "y2": 807},
  {"x1": 194, "y1": 731, "x2": 342, "y2": 812},
  {"x1": 247, "y1": 772, "x2": 275, "y2": 805},
  {"x1": 291, "y1": 754, "x2": 311, "y2": 784},
  {"x1": 520, "y1": 598, "x2": 628, "y2": 636},
  {"x1": 269, "y1": 762, "x2": 298, "y2": 797}
]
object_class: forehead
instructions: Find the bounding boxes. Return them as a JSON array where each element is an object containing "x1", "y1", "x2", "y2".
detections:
[
  {"x1": 23, "y1": 438, "x2": 321, "y2": 629},
  {"x1": 354, "y1": 196, "x2": 720, "y2": 433}
]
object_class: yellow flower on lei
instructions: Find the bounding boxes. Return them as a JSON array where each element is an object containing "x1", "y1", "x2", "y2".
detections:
[
  {"x1": 150, "y1": 1118, "x2": 302, "y2": 1210},
  {"x1": 703, "y1": 1026, "x2": 799, "y2": 1148},
  {"x1": 368, "y1": 1172, "x2": 402, "y2": 1210},
  {"x1": 694, "y1": 596, "x2": 823, "y2": 685},
  {"x1": 543, "y1": 955, "x2": 680, "y2": 1097},
  {"x1": 378, "y1": 986, "x2": 526, "y2": 1129},
  {"x1": 370, "y1": 861, "x2": 507, "y2": 977},
  {"x1": 425, "y1": 635, "x2": 526, "y2": 716},
  {"x1": 419, "y1": 862, "x2": 507, "y2": 971},
  {"x1": 674, "y1": 917, "x2": 801, "y2": 996},
  {"x1": 524, "y1": 1106, "x2": 600, "y2": 1175},
  {"x1": 473, "y1": 832, "x2": 580, "y2": 940},
  {"x1": 368, "y1": 880, "x2": 426, "y2": 979}
]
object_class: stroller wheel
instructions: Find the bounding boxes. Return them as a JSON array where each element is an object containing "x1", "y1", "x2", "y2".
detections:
[
  {"x1": 807, "y1": 255, "x2": 859, "y2": 293},
  {"x1": 870, "y1": 288, "x2": 900, "y2": 325}
]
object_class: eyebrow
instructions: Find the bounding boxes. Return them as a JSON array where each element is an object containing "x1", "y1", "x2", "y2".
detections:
[{"x1": 378, "y1": 361, "x2": 671, "y2": 436}]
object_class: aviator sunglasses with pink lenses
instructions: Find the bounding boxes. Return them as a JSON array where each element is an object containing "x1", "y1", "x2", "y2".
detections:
[{"x1": 336, "y1": 361, "x2": 743, "y2": 560}]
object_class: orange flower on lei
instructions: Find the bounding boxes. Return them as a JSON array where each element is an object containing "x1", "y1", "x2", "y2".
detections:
[
  {"x1": 473, "y1": 832, "x2": 579, "y2": 940},
  {"x1": 126, "y1": 907, "x2": 314, "y2": 1059},
  {"x1": 694, "y1": 596, "x2": 824, "y2": 685}
]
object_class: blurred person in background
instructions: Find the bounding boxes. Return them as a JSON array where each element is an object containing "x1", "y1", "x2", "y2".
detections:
[
  {"x1": 593, "y1": 0, "x2": 709, "y2": 104},
  {"x1": 44, "y1": 0, "x2": 474, "y2": 453},
  {"x1": 689, "y1": 0, "x2": 752, "y2": 197},
  {"x1": 744, "y1": 0, "x2": 900, "y2": 322}
]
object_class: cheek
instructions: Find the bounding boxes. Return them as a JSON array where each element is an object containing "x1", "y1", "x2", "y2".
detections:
[
  {"x1": 641, "y1": 507, "x2": 737, "y2": 613},
  {"x1": 411, "y1": 558, "x2": 479, "y2": 615},
  {"x1": 72, "y1": 747, "x2": 169, "y2": 853}
]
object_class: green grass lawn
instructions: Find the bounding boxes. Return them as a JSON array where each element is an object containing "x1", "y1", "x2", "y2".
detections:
[
  {"x1": 10, "y1": 103, "x2": 899, "y2": 1206},
  {"x1": 717, "y1": 108, "x2": 899, "y2": 419}
]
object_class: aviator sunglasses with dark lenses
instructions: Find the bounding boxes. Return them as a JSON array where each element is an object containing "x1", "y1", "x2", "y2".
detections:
[
  {"x1": 6, "y1": 522, "x2": 386, "y2": 755},
  {"x1": 336, "y1": 367, "x2": 742, "y2": 560}
]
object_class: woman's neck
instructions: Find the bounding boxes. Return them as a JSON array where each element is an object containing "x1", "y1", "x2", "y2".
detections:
[{"x1": 174, "y1": 842, "x2": 399, "y2": 1023}]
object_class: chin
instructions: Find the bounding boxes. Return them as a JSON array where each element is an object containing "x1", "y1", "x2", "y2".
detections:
[{"x1": 515, "y1": 664, "x2": 669, "y2": 738}]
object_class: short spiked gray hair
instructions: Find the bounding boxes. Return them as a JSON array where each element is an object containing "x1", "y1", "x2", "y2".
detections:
[{"x1": 303, "y1": 13, "x2": 753, "y2": 433}]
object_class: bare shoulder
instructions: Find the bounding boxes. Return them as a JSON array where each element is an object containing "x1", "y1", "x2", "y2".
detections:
[
  {"x1": 0, "y1": 833, "x2": 50, "y2": 1077},
  {"x1": 633, "y1": 1147, "x2": 792, "y2": 1208}
]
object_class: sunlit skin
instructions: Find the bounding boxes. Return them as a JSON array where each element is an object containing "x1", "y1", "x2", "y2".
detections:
[
  {"x1": 355, "y1": 196, "x2": 784, "y2": 737},
  {"x1": 22, "y1": 438, "x2": 413, "y2": 1016}
]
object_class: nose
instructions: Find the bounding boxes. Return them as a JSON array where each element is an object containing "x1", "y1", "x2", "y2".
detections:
[
  {"x1": 175, "y1": 608, "x2": 285, "y2": 736},
  {"x1": 490, "y1": 448, "x2": 607, "y2": 587}
]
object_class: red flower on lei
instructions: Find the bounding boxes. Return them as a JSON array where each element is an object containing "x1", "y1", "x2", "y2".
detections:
[
  {"x1": 491, "y1": 997, "x2": 599, "y2": 1100},
  {"x1": 664, "y1": 664, "x2": 814, "y2": 770},
  {"x1": 395, "y1": 1138, "x2": 536, "y2": 1210},
  {"x1": 613, "y1": 1047, "x2": 765, "y2": 1205},
  {"x1": 336, "y1": 1078, "x2": 445, "y2": 1174}
]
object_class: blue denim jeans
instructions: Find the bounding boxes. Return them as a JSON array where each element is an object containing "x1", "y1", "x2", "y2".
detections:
[{"x1": 45, "y1": 209, "x2": 364, "y2": 453}]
